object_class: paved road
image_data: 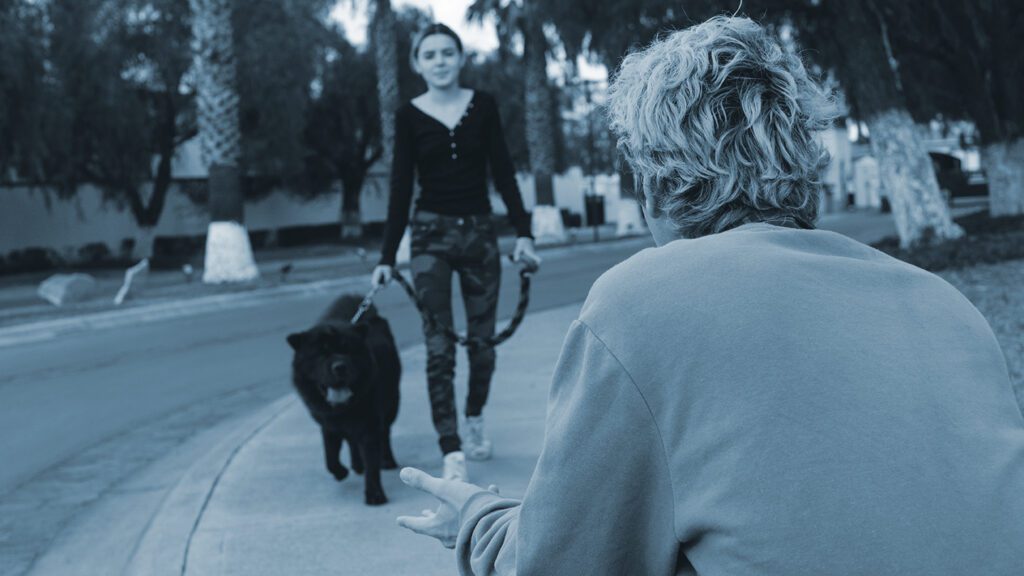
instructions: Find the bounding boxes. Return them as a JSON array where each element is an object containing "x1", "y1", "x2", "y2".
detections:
[{"x1": 0, "y1": 237, "x2": 653, "y2": 575}]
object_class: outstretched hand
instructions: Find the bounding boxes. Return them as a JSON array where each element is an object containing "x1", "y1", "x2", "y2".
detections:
[{"x1": 396, "y1": 467, "x2": 499, "y2": 549}]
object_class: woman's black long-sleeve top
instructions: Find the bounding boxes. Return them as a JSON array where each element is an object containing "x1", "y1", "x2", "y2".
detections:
[{"x1": 378, "y1": 90, "x2": 533, "y2": 266}]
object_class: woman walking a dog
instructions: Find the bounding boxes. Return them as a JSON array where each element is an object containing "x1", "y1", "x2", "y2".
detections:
[{"x1": 372, "y1": 23, "x2": 539, "y2": 482}]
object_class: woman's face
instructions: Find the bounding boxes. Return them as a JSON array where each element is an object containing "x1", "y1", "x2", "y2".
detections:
[{"x1": 414, "y1": 34, "x2": 464, "y2": 89}]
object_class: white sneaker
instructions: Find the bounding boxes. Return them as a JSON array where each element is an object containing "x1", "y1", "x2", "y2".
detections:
[
  {"x1": 442, "y1": 451, "x2": 468, "y2": 482},
  {"x1": 463, "y1": 415, "x2": 493, "y2": 461}
]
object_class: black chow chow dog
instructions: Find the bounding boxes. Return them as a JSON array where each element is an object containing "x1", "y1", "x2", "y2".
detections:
[{"x1": 287, "y1": 294, "x2": 401, "y2": 505}]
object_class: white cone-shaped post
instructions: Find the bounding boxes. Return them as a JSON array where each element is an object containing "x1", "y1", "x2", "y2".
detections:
[
  {"x1": 616, "y1": 201, "x2": 646, "y2": 237},
  {"x1": 202, "y1": 221, "x2": 260, "y2": 283},
  {"x1": 531, "y1": 205, "x2": 567, "y2": 245}
]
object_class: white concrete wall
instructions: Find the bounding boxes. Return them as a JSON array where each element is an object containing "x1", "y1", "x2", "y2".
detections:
[
  {"x1": 1, "y1": 167, "x2": 625, "y2": 258},
  {"x1": 496, "y1": 166, "x2": 621, "y2": 223},
  {"x1": 2, "y1": 125, "x2": 863, "y2": 260},
  {"x1": 0, "y1": 181, "x2": 352, "y2": 260},
  {"x1": 853, "y1": 155, "x2": 882, "y2": 208},
  {"x1": 818, "y1": 127, "x2": 853, "y2": 213}
]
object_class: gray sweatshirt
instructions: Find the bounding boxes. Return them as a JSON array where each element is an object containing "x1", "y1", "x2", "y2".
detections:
[{"x1": 455, "y1": 223, "x2": 1024, "y2": 575}]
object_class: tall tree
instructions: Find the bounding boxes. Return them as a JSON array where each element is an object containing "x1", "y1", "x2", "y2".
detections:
[
  {"x1": 543, "y1": 0, "x2": 966, "y2": 246},
  {"x1": 116, "y1": 0, "x2": 196, "y2": 259},
  {"x1": 366, "y1": 0, "x2": 400, "y2": 239},
  {"x1": 233, "y1": 0, "x2": 332, "y2": 196},
  {"x1": 468, "y1": 0, "x2": 559, "y2": 208},
  {"x1": 883, "y1": 0, "x2": 1024, "y2": 217},
  {"x1": 304, "y1": 26, "x2": 383, "y2": 233},
  {"x1": 788, "y1": 0, "x2": 964, "y2": 246},
  {"x1": 22, "y1": 0, "x2": 196, "y2": 260},
  {"x1": 190, "y1": 0, "x2": 259, "y2": 282},
  {"x1": 537, "y1": 0, "x2": 693, "y2": 201},
  {"x1": 521, "y1": 0, "x2": 558, "y2": 209},
  {"x1": 0, "y1": 0, "x2": 46, "y2": 183}
]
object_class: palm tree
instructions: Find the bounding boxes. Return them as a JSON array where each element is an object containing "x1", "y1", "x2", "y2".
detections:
[
  {"x1": 469, "y1": 0, "x2": 565, "y2": 241},
  {"x1": 358, "y1": 0, "x2": 400, "y2": 239},
  {"x1": 190, "y1": 0, "x2": 259, "y2": 282}
]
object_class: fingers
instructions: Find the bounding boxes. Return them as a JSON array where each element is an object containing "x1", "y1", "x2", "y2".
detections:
[
  {"x1": 400, "y1": 467, "x2": 445, "y2": 497},
  {"x1": 396, "y1": 512, "x2": 457, "y2": 549},
  {"x1": 396, "y1": 513, "x2": 438, "y2": 533}
]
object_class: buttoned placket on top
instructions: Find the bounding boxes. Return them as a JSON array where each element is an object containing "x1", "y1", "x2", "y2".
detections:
[{"x1": 450, "y1": 99, "x2": 474, "y2": 161}]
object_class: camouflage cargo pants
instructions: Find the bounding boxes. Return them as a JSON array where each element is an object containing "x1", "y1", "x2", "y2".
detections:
[{"x1": 410, "y1": 211, "x2": 501, "y2": 455}]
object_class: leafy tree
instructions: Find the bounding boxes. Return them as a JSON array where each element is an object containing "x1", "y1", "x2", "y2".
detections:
[
  {"x1": 234, "y1": 0, "x2": 331, "y2": 187},
  {"x1": 27, "y1": 0, "x2": 196, "y2": 260},
  {"x1": 782, "y1": 0, "x2": 964, "y2": 246},
  {"x1": 461, "y1": 42, "x2": 530, "y2": 171},
  {"x1": 468, "y1": 0, "x2": 561, "y2": 207},
  {"x1": 304, "y1": 26, "x2": 383, "y2": 238},
  {"x1": 542, "y1": 0, "x2": 966, "y2": 246},
  {"x1": 561, "y1": 81, "x2": 616, "y2": 176},
  {"x1": 535, "y1": 0, "x2": 700, "y2": 200},
  {"x1": 880, "y1": 0, "x2": 1024, "y2": 217},
  {"x1": 0, "y1": 1, "x2": 47, "y2": 183}
]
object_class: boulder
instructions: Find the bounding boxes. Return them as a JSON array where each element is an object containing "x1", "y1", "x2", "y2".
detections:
[{"x1": 37, "y1": 273, "x2": 97, "y2": 306}]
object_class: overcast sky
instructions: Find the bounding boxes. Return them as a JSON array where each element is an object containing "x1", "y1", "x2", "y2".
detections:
[
  {"x1": 330, "y1": 0, "x2": 499, "y2": 51},
  {"x1": 329, "y1": 0, "x2": 608, "y2": 81}
]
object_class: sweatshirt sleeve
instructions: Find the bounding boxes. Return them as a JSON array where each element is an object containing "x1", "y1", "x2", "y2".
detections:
[
  {"x1": 481, "y1": 92, "x2": 533, "y2": 239},
  {"x1": 455, "y1": 321, "x2": 679, "y2": 576},
  {"x1": 380, "y1": 105, "x2": 415, "y2": 266}
]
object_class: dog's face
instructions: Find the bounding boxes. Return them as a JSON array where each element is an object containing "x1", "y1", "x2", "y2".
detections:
[{"x1": 287, "y1": 322, "x2": 373, "y2": 407}]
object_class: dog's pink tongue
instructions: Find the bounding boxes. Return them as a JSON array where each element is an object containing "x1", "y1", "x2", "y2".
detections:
[{"x1": 326, "y1": 388, "x2": 353, "y2": 405}]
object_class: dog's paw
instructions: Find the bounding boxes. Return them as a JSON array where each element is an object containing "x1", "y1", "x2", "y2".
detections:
[
  {"x1": 351, "y1": 459, "x2": 365, "y2": 475},
  {"x1": 364, "y1": 488, "x2": 388, "y2": 506},
  {"x1": 381, "y1": 456, "x2": 398, "y2": 470},
  {"x1": 327, "y1": 464, "x2": 349, "y2": 482}
]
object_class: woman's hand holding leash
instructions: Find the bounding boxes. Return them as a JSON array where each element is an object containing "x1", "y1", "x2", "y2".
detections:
[
  {"x1": 513, "y1": 237, "x2": 541, "y2": 272},
  {"x1": 372, "y1": 265, "x2": 394, "y2": 287}
]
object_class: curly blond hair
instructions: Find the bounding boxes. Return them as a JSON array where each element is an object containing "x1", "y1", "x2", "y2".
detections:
[{"x1": 607, "y1": 16, "x2": 838, "y2": 237}]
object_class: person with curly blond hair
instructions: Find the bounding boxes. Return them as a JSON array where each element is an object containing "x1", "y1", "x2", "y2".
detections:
[{"x1": 397, "y1": 16, "x2": 1024, "y2": 576}]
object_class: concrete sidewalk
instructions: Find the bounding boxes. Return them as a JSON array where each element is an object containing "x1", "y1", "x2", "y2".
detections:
[
  {"x1": 135, "y1": 303, "x2": 579, "y2": 576},
  {"x1": 120, "y1": 207, "x2": 996, "y2": 575}
]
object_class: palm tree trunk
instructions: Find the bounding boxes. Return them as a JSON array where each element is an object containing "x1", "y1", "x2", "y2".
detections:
[
  {"x1": 522, "y1": 3, "x2": 565, "y2": 241},
  {"x1": 372, "y1": 0, "x2": 399, "y2": 165},
  {"x1": 358, "y1": 0, "x2": 399, "y2": 241},
  {"x1": 190, "y1": 0, "x2": 259, "y2": 283},
  {"x1": 522, "y1": 9, "x2": 556, "y2": 207}
]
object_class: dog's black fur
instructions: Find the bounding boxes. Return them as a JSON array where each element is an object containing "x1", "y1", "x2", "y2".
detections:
[{"x1": 287, "y1": 294, "x2": 401, "y2": 505}]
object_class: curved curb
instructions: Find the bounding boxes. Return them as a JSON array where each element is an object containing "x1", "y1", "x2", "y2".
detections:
[
  {"x1": 124, "y1": 395, "x2": 296, "y2": 576},
  {"x1": 0, "y1": 276, "x2": 371, "y2": 349},
  {"x1": 0, "y1": 234, "x2": 653, "y2": 349}
]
